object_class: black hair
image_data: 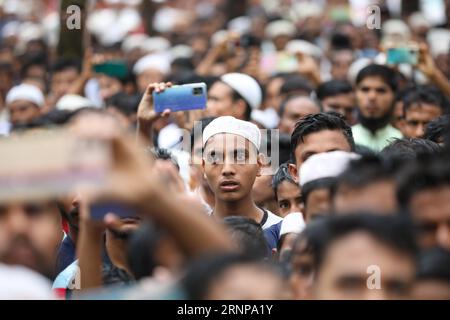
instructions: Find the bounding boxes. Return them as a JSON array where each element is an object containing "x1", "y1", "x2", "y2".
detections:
[
  {"x1": 397, "y1": 155, "x2": 450, "y2": 209},
  {"x1": 417, "y1": 247, "x2": 450, "y2": 282},
  {"x1": 180, "y1": 253, "x2": 282, "y2": 300},
  {"x1": 51, "y1": 58, "x2": 82, "y2": 75},
  {"x1": 332, "y1": 155, "x2": 397, "y2": 200},
  {"x1": 231, "y1": 88, "x2": 252, "y2": 121},
  {"x1": 279, "y1": 133, "x2": 292, "y2": 165},
  {"x1": 189, "y1": 116, "x2": 216, "y2": 151},
  {"x1": 424, "y1": 114, "x2": 450, "y2": 143},
  {"x1": 223, "y1": 216, "x2": 268, "y2": 259},
  {"x1": 127, "y1": 222, "x2": 164, "y2": 281},
  {"x1": 380, "y1": 138, "x2": 443, "y2": 163},
  {"x1": 402, "y1": 85, "x2": 450, "y2": 116},
  {"x1": 316, "y1": 80, "x2": 353, "y2": 101},
  {"x1": 105, "y1": 92, "x2": 141, "y2": 116},
  {"x1": 272, "y1": 163, "x2": 296, "y2": 200},
  {"x1": 355, "y1": 64, "x2": 398, "y2": 92},
  {"x1": 290, "y1": 112, "x2": 355, "y2": 161},
  {"x1": 150, "y1": 147, "x2": 180, "y2": 171},
  {"x1": 278, "y1": 94, "x2": 320, "y2": 118},
  {"x1": 306, "y1": 213, "x2": 418, "y2": 272},
  {"x1": 20, "y1": 54, "x2": 48, "y2": 80},
  {"x1": 280, "y1": 75, "x2": 313, "y2": 96}
]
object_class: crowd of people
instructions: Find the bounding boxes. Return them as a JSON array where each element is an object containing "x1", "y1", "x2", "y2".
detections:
[{"x1": 0, "y1": 0, "x2": 450, "y2": 300}]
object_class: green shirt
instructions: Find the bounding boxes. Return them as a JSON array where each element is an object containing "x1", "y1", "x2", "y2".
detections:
[{"x1": 352, "y1": 124, "x2": 403, "y2": 152}]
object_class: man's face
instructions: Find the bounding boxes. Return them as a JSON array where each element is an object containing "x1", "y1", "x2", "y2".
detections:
[
  {"x1": 314, "y1": 232, "x2": 416, "y2": 300},
  {"x1": 409, "y1": 186, "x2": 450, "y2": 250},
  {"x1": 51, "y1": 68, "x2": 79, "y2": 100},
  {"x1": 289, "y1": 238, "x2": 315, "y2": 300},
  {"x1": 207, "y1": 82, "x2": 245, "y2": 120},
  {"x1": 279, "y1": 97, "x2": 320, "y2": 135},
  {"x1": 276, "y1": 180, "x2": 303, "y2": 218},
  {"x1": 322, "y1": 93, "x2": 356, "y2": 125},
  {"x1": 333, "y1": 180, "x2": 398, "y2": 215},
  {"x1": 8, "y1": 100, "x2": 40, "y2": 126},
  {"x1": 356, "y1": 76, "x2": 395, "y2": 119},
  {"x1": 402, "y1": 103, "x2": 442, "y2": 138},
  {"x1": 137, "y1": 69, "x2": 165, "y2": 93},
  {"x1": 291, "y1": 130, "x2": 352, "y2": 178},
  {"x1": 304, "y1": 188, "x2": 331, "y2": 223},
  {"x1": 330, "y1": 50, "x2": 354, "y2": 81},
  {"x1": 202, "y1": 133, "x2": 261, "y2": 203},
  {"x1": 207, "y1": 264, "x2": 291, "y2": 299},
  {"x1": 0, "y1": 201, "x2": 63, "y2": 278},
  {"x1": 98, "y1": 74, "x2": 123, "y2": 102},
  {"x1": 264, "y1": 77, "x2": 284, "y2": 110}
]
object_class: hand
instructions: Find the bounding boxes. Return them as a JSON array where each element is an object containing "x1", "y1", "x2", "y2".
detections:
[
  {"x1": 295, "y1": 52, "x2": 321, "y2": 85},
  {"x1": 137, "y1": 82, "x2": 173, "y2": 127},
  {"x1": 416, "y1": 43, "x2": 437, "y2": 78}
]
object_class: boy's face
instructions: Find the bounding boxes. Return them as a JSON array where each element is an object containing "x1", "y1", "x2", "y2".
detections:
[
  {"x1": 202, "y1": 133, "x2": 262, "y2": 203},
  {"x1": 276, "y1": 180, "x2": 303, "y2": 218},
  {"x1": 402, "y1": 103, "x2": 442, "y2": 138}
]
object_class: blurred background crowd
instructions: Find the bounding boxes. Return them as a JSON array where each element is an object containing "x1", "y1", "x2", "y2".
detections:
[{"x1": 0, "y1": 0, "x2": 450, "y2": 300}]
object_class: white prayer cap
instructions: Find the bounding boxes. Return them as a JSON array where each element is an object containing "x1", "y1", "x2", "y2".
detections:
[
  {"x1": 382, "y1": 19, "x2": 411, "y2": 44},
  {"x1": 220, "y1": 73, "x2": 262, "y2": 110},
  {"x1": 408, "y1": 12, "x2": 430, "y2": 30},
  {"x1": 56, "y1": 95, "x2": 94, "y2": 112},
  {"x1": 299, "y1": 151, "x2": 360, "y2": 188},
  {"x1": 6, "y1": 84, "x2": 45, "y2": 107},
  {"x1": 251, "y1": 108, "x2": 280, "y2": 129},
  {"x1": 228, "y1": 16, "x2": 251, "y2": 34},
  {"x1": 141, "y1": 36, "x2": 171, "y2": 54},
  {"x1": 211, "y1": 30, "x2": 229, "y2": 46},
  {"x1": 286, "y1": 39, "x2": 322, "y2": 58},
  {"x1": 265, "y1": 20, "x2": 296, "y2": 39},
  {"x1": 291, "y1": 2, "x2": 323, "y2": 22},
  {"x1": 348, "y1": 58, "x2": 372, "y2": 85},
  {"x1": 280, "y1": 212, "x2": 306, "y2": 237},
  {"x1": 202, "y1": 116, "x2": 261, "y2": 151},
  {"x1": 427, "y1": 28, "x2": 450, "y2": 57},
  {"x1": 122, "y1": 34, "x2": 149, "y2": 53},
  {"x1": 133, "y1": 53, "x2": 171, "y2": 76},
  {"x1": 170, "y1": 45, "x2": 194, "y2": 60}
]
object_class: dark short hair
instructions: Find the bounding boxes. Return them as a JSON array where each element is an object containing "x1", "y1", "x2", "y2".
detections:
[
  {"x1": 397, "y1": 155, "x2": 450, "y2": 208},
  {"x1": 316, "y1": 80, "x2": 353, "y2": 101},
  {"x1": 180, "y1": 253, "x2": 283, "y2": 299},
  {"x1": 51, "y1": 58, "x2": 82, "y2": 75},
  {"x1": 106, "y1": 92, "x2": 141, "y2": 116},
  {"x1": 381, "y1": 138, "x2": 443, "y2": 163},
  {"x1": 272, "y1": 163, "x2": 297, "y2": 200},
  {"x1": 150, "y1": 147, "x2": 180, "y2": 171},
  {"x1": 278, "y1": 94, "x2": 320, "y2": 118},
  {"x1": 417, "y1": 247, "x2": 450, "y2": 282},
  {"x1": 305, "y1": 213, "x2": 418, "y2": 272},
  {"x1": 290, "y1": 112, "x2": 355, "y2": 161},
  {"x1": 333, "y1": 155, "x2": 397, "y2": 198},
  {"x1": 424, "y1": 114, "x2": 450, "y2": 143},
  {"x1": 402, "y1": 85, "x2": 450, "y2": 116},
  {"x1": 223, "y1": 216, "x2": 268, "y2": 259},
  {"x1": 355, "y1": 64, "x2": 398, "y2": 92},
  {"x1": 280, "y1": 75, "x2": 313, "y2": 96},
  {"x1": 189, "y1": 116, "x2": 216, "y2": 151}
]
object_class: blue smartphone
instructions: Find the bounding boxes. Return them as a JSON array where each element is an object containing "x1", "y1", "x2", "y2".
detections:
[
  {"x1": 386, "y1": 47, "x2": 418, "y2": 65},
  {"x1": 153, "y1": 82, "x2": 207, "y2": 113},
  {"x1": 90, "y1": 202, "x2": 137, "y2": 221}
]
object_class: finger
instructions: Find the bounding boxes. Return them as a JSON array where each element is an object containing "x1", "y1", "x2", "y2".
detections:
[
  {"x1": 103, "y1": 213, "x2": 122, "y2": 229},
  {"x1": 162, "y1": 109, "x2": 171, "y2": 117}
]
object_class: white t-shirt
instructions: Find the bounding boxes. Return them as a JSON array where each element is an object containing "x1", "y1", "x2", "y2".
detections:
[
  {"x1": 0, "y1": 264, "x2": 54, "y2": 299},
  {"x1": 261, "y1": 209, "x2": 283, "y2": 230}
]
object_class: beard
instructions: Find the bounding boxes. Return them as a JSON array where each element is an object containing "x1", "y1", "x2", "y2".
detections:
[
  {"x1": 0, "y1": 235, "x2": 54, "y2": 280},
  {"x1": 357, "y1": 108, "x2": 394, "y2": 134}
]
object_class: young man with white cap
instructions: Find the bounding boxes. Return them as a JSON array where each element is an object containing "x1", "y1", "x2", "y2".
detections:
[
  {"x1": 5, "y1": 83, "x2": 44, "y2": 129},
  {"x1": 206, "y1": 73, "x2": 262, "y2": 121},
  {"x1": 299, "y1": 150, "x2": 359, "y2": 223},
  {"x1": 202, "y1": 116, "x2": 282, "y2": 229}
]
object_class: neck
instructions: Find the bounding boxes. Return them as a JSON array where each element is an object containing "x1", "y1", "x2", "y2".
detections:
[
  {"x1": 105, "y1": 231, "x2": 130, "y2": 274},
  {"x1": 200, "y1": 184, "x2": 216, "y2": 208},
  {"x1": 213, "y1": 195, "x2": 263, "y2": 224}
]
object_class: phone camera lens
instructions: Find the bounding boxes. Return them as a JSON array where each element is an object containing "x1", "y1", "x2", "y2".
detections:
[{"x1": 193, "y1": 87, "x2": 203, "y2": 95}]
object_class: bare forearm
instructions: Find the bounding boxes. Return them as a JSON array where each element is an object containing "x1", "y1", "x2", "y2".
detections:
[
  {"x1": 429, "y1": 70, "x2": 450, "y2": 97},
  {"x1": 77, "y1": 223, "x2": 104, "y2": 290}
]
